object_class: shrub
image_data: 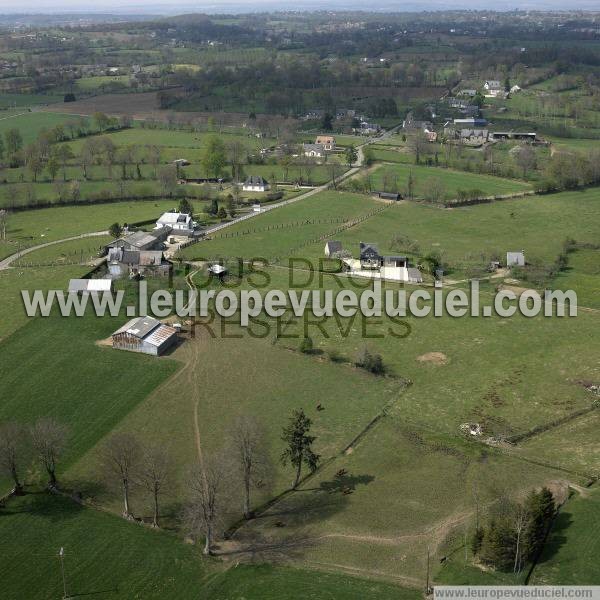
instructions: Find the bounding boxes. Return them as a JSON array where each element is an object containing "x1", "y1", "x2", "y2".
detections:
[
  {"x1": 299, "y1": 337, "x2": 313, "y2": 354},
  {"x1": 355, "y1": 346, "x2": 385, "y2": 375}
]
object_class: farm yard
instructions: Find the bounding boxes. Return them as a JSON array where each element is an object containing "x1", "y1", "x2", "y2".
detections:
[{"x1": 0, "y1": 7, "x2": 600, "y2": 598}]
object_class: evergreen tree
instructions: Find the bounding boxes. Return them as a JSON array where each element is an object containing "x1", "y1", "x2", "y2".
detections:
[{"x1": 280, "y1": 409, "x2": 320, "y2": 488}]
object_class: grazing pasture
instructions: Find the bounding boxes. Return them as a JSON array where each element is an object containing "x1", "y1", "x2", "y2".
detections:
[{"x1": 367, "y1": 163, "x2": 531, "y2": 200}]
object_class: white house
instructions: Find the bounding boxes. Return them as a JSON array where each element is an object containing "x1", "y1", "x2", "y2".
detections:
[
  {"x1": 483, "y1": 80, "x2": 504, "y2": 97},
  {"x1": 243, "y1": 175, "x2": 270, "y2": 192},
  {"x1": 324, "y1": 241, "x2": 342, "y2": 257},
  {"x1": 155, "y1": 212, "x2": 196, "y2": 234}
]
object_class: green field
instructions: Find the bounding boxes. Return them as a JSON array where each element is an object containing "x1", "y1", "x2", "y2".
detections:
[
  {"x1": 0, "y1": 313, "x2": 179, "y2": 480},
  {"x1": 0, "y1": 199, "x2": 202, "y2": 260},
  {"x1": 178, "y1": 191, "x2": 381, "y2": 261},
  {"x1": 0, "y1": 111, "x2": 76, "y2": 144},
  {"x1": 368, "y1": 163, "x2": 531, "y2": 200},
  {"x1": 530, "y1": 488, "x2": 600, "y2": 584}
]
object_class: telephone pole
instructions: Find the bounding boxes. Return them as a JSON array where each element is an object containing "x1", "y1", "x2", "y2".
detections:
[{"x1": 58, "y1": 547, "x2": 69, "y2": 600}]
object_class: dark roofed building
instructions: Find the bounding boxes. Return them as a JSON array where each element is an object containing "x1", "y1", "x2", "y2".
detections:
[{"x1": 359, "y1": 242, "x2": 381, "y2": 269}]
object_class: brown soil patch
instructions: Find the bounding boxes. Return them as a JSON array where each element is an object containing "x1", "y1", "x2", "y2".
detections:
[{"x1": 417, "y1": 352, "x2": 448, "y2": 365}]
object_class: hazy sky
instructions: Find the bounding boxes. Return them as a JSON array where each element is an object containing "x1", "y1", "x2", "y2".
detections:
[{"x1": 2, "y1": 0, "x2": 600, "y2": 13}]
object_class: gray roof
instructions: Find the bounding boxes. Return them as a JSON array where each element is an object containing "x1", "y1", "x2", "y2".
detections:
[
  {"x1": 244, "y1": 175, "x2": 268, "y2": 186},
  {"x1": 383, "y1": 255, "x2": 408, "y2": 261},
  {"x1": 360, "y1": 242, "x2": 380, "y2": 255},
  {"x1": 303, "y1": 143, "x2": 325, "y2": 153},
  {"x1": 113, "y1": 316, "x2": 161, "y2": 338},
  {"x1": 325, "y1": 241, "x2": 342, "y2": 252},
  {"x1": 407, "y1": 268, "x2": 423, "y2": 280}
]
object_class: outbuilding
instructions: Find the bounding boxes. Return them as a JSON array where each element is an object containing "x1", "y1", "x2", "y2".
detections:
[{"x1": 111, "y1": 316, "x2": 178, "y2": 356}]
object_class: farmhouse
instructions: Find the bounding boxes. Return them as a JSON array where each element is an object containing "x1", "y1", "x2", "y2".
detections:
[
  {"x1": 507, "y1": 251, "x2": 525, "y2": 267},
  {"x1": 155, "y1": 211, "x2": 196, "y2": 234},
  {"x1": 458, "y1": 89, "x2": 477, "y2": 97},
  {"x1": 315, "y1": 135, "x2": 336, "y2": 150},
  {"x1": 111, "y1": 316, "x2": 178, "y2": 356},
  {"x1": 242, "y1": 175, "x2": 270, "y2": 192},
  {"x1": 359, "y1": 242, "x2": 382, "y2": 269},
  {"x1": 107, "y1": 248, "x2": 171, "y2": 278},
  {"x1": 108, "y1": 227, "x2": 170, "y2": 252},
  {"x1": 483, "y1": 80, "x2": 504, "y2": 97},
  {"x1": 68, "y1": 278, "x2": 112, "y2": 294},
  {"x1": 460, "y1": 128, "x2": 489, "y2": 144},
  {"x1": 324, "y1": 240, "x2": 343, "y2": 257},
  {"x1": 303, "y1": 143, "x2": 325, "y2": 158},
  {"x1": 353, "y1": 121, "x2": 381, "y2": 135}
]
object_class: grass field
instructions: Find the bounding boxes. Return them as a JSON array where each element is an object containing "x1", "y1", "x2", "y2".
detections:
[
  {"x1": 0, "y1": 313, "x2": 179, "y2": 481},
  {"x1": 0, "y1": 493, "x2": 414, "y2": 600},
  {"x1": 0, "y1": 265, "x2": 87, "y2": 340},
  {"x1": 0, "y1": 199, "x2": 202, "y2": 260},
  {"x1": 233, "y1": 416, "x2": 571, "y2": 585},
  {"x1": 552, "y1": 247, "x2": 600, "y2": 309},
  {"x1": 368, "y1": 163, "x2": 531, "y2": 200},
  {"x1": 67, "y1": 331, "x2": 404, "y2": 521},
  {"x1": 530, "y1": 487, "x2": 600, "y2": 584},
  {"x1": 12, "y1": 235, "x2": 113, "y2": 266},
  {"x1": 0, "y1": 111, "x2": 76, "y2": 144},
  {"x1": 0, "y1": 93, "x2": 64, "y2": 109},
  {"x1": 178, "y1": 191, "x2": 381, "y2": 261}
]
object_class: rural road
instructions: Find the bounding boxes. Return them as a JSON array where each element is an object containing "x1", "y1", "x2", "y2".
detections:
[{"x1": 0, "y1": 231, "x2": 108, "y2": 270}]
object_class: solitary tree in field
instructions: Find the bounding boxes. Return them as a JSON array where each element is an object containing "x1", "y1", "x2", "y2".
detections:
[
  {"x1": 345, "y1": 145, "x2": 358, "y2": 167},
  {"x1": 158, "y1": 165, "x2": 178, "y2": 197},
  {"x1": 138, "y1": 445, "x2": 172, "y2": 528},
  {"x1": 202, "y1": 135, "x2": 227, "y2": 179},
  {"x1": 99, "y1": 432, "x2": 140, "y2": 519},
  {"x1": 30, "y1": 418, "x2": 68, "y2": 489},
  {"x1": 230, "y1": 416, "x2": 269, "y2": 519},
  {"x1": 46, "y1": 156, "x2": 60, "y2": 181},
  {"x1": 0, "y1": 209, "x2": 9, "y2": 240},
  {"x1": 280, "y1": 409, "x2": 319, "y2": 489},
  {"x1": 0, "y1": 421, "x2": 26, "y2": 494},
  {"x1": 4, "y1": 128, "x2": 23, "y2": 163},
  {"x1": 55, "y1": 144, "x2": 74, "y2": 181}
]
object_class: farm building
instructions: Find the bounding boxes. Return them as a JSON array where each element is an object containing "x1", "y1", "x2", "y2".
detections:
[
  {"x1": 68, "y1": 279, "x2": 112, "y2": 294},
  {"x1": 303, "y1": 143, "x2": 325, "y2": 158},
  {"x1": 315, "y1": 135, "x2": 336, "y2": 150},
  {"x1": 155, "y1": 211, "x2": 196, "y2": 235},
  {"x1": 507, "y1": 251, "x2": 525, "y2": 267},
  {"x1": 242, "y1": 175, "x2": 270, "y2": 192},
  {"x1": 353, "y1": 121, "x2": 381, "y2": 135},
  {"x1": 111, "y1": 316, "x2": 178, "y2": 356},
  {"x1": 483, "y1": 80, "x2": 504, "y2": 97},
  {"x1": 377, "y1": 191, "x2": 402, "y2": 201},
  {"x1": 324, "y1": 241, "x2": 342, "y2": 257},
  {"x1": 107, "y1": 227, "x2": 170, "y2": 253},
  {"x1": 107, "y1": 248, "x2": 171, "y2": 278}
]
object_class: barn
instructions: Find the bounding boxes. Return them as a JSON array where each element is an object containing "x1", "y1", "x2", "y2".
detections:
[{"x1": 111, "y1": 316, "x2": 178, "y2": 356}]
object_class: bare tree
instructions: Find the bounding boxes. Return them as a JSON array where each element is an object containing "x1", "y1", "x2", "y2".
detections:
[
  {"x1": 230, "y1": 416, "x2": 269, "y2": 519},
  {"x1": 99, "y1": 432, "x2": 140, "y2": 519},
  {"x1": 0, "y1": 209, "x2": 8, "y2": 240},
  {"x1": 138, "y1": 445, "x2": 172, "y2": 528},
  {"x1": 0, "y1": 422, "x2": 26, "y2": 494},
  {"x1": 30, "y1": 418, "x2": 68, "y2": 489},
  {"x1": 184, "y1": 454, "x2": 228, "y2": 555},
  {"x1": 512, "y1": 502, "x2": 531, "y2": 574}
]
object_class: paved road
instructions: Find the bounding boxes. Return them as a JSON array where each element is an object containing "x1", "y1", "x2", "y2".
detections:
[{"x1": 0, "y1": 231, "x2": 108, "y2": 270}]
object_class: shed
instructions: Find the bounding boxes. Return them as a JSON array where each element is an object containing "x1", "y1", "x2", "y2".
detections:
[
  {"x1": 68, "y1": 279, "x2": 112, "y2": 294},
  {"x1": 377, "y1": 191, "x2": 401, "y2": 201},
  {"x1": 506, "y1": 251, "x2": 525, "y2": 267},
  {"x1": 324, "y1": 241, "x2": 342, "y2": 257},
  {"x1": 111, "y1": 316, "x2": 178, "y2": 356}
]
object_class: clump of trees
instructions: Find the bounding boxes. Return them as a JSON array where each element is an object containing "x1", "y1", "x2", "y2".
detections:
[
  {"x1": 355, "y1": 346, "x2": 385, "y2": 375},
  {"x1": 472, "y1": 487, "x2": 556, "y2": 573},
  {"x1": 0, "y1": 417, "x2": 69, "y2": 492}
]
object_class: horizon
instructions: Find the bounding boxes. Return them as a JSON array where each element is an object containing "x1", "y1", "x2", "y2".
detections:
[{"x1": 3, "y1": 1, "x2": 600, "y2": 16}]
